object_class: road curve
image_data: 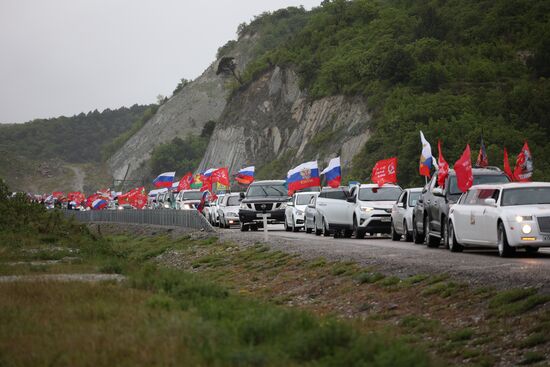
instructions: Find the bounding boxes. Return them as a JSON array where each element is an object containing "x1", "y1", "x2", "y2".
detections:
[{"x1": 219, "y1": 225, "x2": 550, "y2": 292}]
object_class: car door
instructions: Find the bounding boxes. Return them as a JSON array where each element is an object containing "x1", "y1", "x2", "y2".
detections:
[
  {"x1": 395, "y1": 191, "x2": 407, "y2": 233},
  {"x1": 474, "y1": 188, "x2": 500, "y2": 244},
  {"x1": 460, "y1": 189, "x2": 481, "y2": 244}
]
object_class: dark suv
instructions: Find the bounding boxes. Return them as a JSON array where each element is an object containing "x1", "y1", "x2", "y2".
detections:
[
  {"x1": 238, "y1": 180, "x2": 288, "y2": 231},
  {"x1": 412, "y1": 167, "x2": 510, "y2": 247}
]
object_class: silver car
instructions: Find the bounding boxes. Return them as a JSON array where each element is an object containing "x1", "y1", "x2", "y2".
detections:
[{"x1": 391, "y1": 188, "x2": 422, "y2": 242}]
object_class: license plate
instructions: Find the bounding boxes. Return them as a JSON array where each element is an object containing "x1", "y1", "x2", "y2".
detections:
[
  {"x1": 256, "y1": 213, "x2": 271, "y2": 218},
  {"x1": 380, "y1": 217, "x2": 391, "y2": 222}
]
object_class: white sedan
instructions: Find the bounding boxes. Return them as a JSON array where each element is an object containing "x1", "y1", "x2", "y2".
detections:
[
  {"x1": 284, "y1": 192, "x2": 319, "y2": 232},
  {"x1": 390, "y1": 187, "x2": 422, "y2": 242},
  {"x1": 447, "y1": 182, "x2": 550, "y2": 257}
]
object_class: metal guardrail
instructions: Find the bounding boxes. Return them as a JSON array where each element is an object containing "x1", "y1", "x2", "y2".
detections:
[{"x1": 63, "y1": 209, "x2": 215, "y2": 232}]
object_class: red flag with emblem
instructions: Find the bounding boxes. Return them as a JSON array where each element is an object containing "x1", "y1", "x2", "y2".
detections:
[
  {"x1": 371, "y1": 157, "x2": 397, "y2": 186},
  {"x1": 513, "y1": 141, "x2": 533, "y2": 182},
  {"x1": 177, "y1": 172, "x2": 193, "y2": 192},
  {"x1": 210, "y1": 167, "x2": 230, "y2": 187},
  {"x1": 453, "y1": 144, "x2": 473, "y2": 192}
]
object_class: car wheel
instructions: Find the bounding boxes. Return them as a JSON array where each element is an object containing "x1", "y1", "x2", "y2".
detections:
[
  {"x1": 425, "y1": 216, "x2": 440, "y2": 248},
  {"x1": 525, "y1": 246, "x2": 539, "y2": 254},
  {"x1": 322, "y1": 218, "x2": 331, "y2": 237},
  {"x1": 250, "y1": 225, "x2": 259, "y2": 231},
  {"x1": 497, "y1": 222, "x2": 515, "y2": 257},
  {"x1": 404, "y1": 220, "x2": 413, "y2": 242},
  {"x1": 292, "y1": 216, "x2": 300, "y2": 232},
  {"x1": 305, "y1": 224, "x2": 313, "y2": 234},
  {"x1": 284, "y1": 217, "x2": 291, "y2": 232},
  {"x1": 353, "y1": 216, "x2": 365, "y2": 239},
  {"x1": 314, "y1": 220, "x2": 322, "y2": 236},
  {"x1": 344, "y1": 229, "x2": 353, "y2": 238},
  {"x1": 447, "y1": 222, "x2": 463, "y2": 252},
  {"x1": 240, "y1": 222, "x2": 249, "y2": 232},
  {"x1": 412, "y1": 216, "x2": 424, "y2": 244},
  {"x1": 390, "y1": 220, "x2": 400, "y2": 241}
]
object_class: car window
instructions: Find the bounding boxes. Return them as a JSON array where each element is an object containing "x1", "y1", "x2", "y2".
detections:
[
  {"x1": 409, "y1": 192, "x2": 421, "y2": 207},
  {"x1": 476, "y1": 189, "x2": 500, "y2": 205},
  {"x1": 358, "y1": 187, "x2": 402, "y2": 201},
  {"x1": 501, "y1": 187, "x2": 550, "y2": 206},
  {"x1": 402, "y1": 192, "x2": 408, "y2": 206},
  {"x1": 247, "y1": 184, "x2": 287, "y2": 197},
  {"x1": 226, "y1": 196, "x2": 241, "y2": 206},
  {"x1": 464, "y1": 190, "x2": 478, "y2": 205},
  {"x1": 325, "y1": 190, "x2": 348, "y2": 200},
  {"x1": 182, "y1": 191, "x2": 204, "y2": 201},
  {"x1": 296, "y1": 194, "x2": 316, "y2": 205},
  {"x1": 308, "y1": 196, "x2": 316, "y2": 205}
]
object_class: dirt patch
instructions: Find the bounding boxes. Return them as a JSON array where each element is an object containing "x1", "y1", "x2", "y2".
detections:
[{"x1": 86, "y1": 223, "x2": 212, "y2": 240}]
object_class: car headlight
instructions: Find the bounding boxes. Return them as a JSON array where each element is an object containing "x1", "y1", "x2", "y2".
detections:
[
  {"x1": 118, "y1": 206, "x2": 124, "y2": 210},
  {"x1": 515, "y1": 216, "x2": 533, "y2": 223},
  {"x1": 360, "y1": 206, "x2": 374, "y2": 213},
  {"x1": 227, "y1": 212, "x2": 238, "y2": 217},
  {"x1": 296, "y1": 210, "x2": 304, "y2": 216},
  {"x1": 279, "y1": 203, "x2": 287, "y2": 209},
  {"x1": 522, "y1": 224, "x2": 532, "y2": 234},
  {"x1": 164, "y1": 204, "x2": 170, "y2": 208},
  {"x1": 240, "y1": 203, "x2": 247, "y2": 209}
]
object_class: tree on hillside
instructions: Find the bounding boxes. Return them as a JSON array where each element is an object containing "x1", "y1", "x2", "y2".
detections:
[{"x1": 216, "y1": 57, "x2": 243, "y2": 85}]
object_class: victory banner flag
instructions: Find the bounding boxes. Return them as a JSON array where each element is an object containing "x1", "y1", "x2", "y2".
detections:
[
  {"x1": 514, "y1": 141, "x2": 533, "y2": 182},
  {"x1": 437, "y1": 140, "x2": 449, "y2": 188},
  {"x1": 453, "y1": 144, "x2": 473, "y2": 192},
  {"x1": 177, "y1": 172, "x2": 193, "y2": 191},
  {"x1": 211, "y1": 167, "x2": 230, "y2": 187},
  {"x1": 371, "y1": 157, "x2": 397, "y2": 186}
]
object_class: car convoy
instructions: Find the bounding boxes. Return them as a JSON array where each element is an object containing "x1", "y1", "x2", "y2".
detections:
[{"x1": 143, "y1": 168, "x2": 550, "y2": 257}]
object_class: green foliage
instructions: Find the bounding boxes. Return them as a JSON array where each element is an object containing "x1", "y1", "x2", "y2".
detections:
[
  {"x1": 0, "y1": 105, "x2": 150, "y2": 164},
  {"x1": 236, "y1": 0, "x2": 550, "y2": 185},
  {"x1": 149, "y1": 136, "x2": 207, "y2": 176},
  {"x1": 172, "y1": 78, "x2": 190, "y2": 96}
]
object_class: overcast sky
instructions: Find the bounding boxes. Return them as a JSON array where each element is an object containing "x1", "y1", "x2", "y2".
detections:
[{"x1": 0, "y1": 0, "x2": 320, "y2": 124}]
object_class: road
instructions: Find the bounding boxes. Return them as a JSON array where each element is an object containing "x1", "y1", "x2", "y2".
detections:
[{"x1": 219, "y1": 224, "x2": 550, "y2": 292}]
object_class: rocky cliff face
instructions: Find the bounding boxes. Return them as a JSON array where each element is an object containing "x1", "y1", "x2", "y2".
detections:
[
  {"x1": 107, "y1": 34, "x2": 259, "y2": 181},
  {"x1": 198, "y1": 67, "x2": 371, "y2": 178}
]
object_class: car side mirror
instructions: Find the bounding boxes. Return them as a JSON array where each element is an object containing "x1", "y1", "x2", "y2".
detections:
[
  {"x1": 417, "y1": 197, "x2": 423, "y2": 204},
  {"x1": 397, "y1": 202, "x2": 404, "y2": 208},
  {"x1": 484, "y1": 198, "x2": 496, "y2": 207},
  {"x1": 239, "y1": 192, "x2": 245, "y2": 199},
  {"x1": 432, "y1": 188, "x2": 444, "y2": 197},
  {"x1": 287, "y1": 202, "x2": 294, "y2": 207},
  {"x1": 308, "y1": 203, "x2": 315, "y2": 208}
]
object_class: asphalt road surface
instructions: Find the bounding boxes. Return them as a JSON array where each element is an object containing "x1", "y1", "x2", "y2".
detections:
[{"x1": 219, "y1": 224, "x2": 550, "y2": 292}]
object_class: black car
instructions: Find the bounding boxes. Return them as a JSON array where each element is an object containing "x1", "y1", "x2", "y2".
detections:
[
  {"x1": 238, "y1": 180, "x2": 288, "y2": 231},
  {"x1": 412, "y1": 167, "x2": 510, "y2": 247}
]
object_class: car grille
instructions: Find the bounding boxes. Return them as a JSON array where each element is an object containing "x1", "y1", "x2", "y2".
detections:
[
  {"x1": 537, "y1": 216, "x2": 550, "y2": 233},
  {"x1": 254, "y1": 203, "x2": 274, "y2": 211},
  {"x1": 371, "y1": 214, "x2": 391, "y2": 218}
]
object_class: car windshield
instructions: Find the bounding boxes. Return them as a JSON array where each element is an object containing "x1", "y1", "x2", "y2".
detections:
[
  {"x1": 296, "y1": 194, "x2": 316, "y2": 205},
  {"x1": 358, "y1": 187, "x2": 402, "y2": 201},
  {"x1": 247, "y1": 184, "x2": 287, "y2": 197},
  {"x1": 448, "y1": 174, "x2": 510, "y2": 195},
  {"x1": 182, "y1": 191, "x2": 203, "y2": 200},
  {"x1": 227, "y1": 196, "x2": 241, "y2": 206},
  {"x1": 501, "y1": 187, "x2": 550, "y2": 206},
  {"x1": 409, "y1": 192, "x2": 421, "y2": 207}
]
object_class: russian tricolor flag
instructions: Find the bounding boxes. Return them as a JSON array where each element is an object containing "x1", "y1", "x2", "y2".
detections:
[
  {"x1": 419, "y1": 131, "x2": 433, "y2": 177},
  {"x1": 92, "y1": 198, "x2": 108, "y2": 210},
  {"x1": 236, "y1": 166, "x2": 255, "y2": 185},
  {"x1": 153, "y1": 171, "x2": 176, "y2": 188},
  {"x1": 287, "y1": 161, "x2": 321, "y2": 195},
  {"x1": 321, "y1": 157, "x2": 342, "y2": 188}
]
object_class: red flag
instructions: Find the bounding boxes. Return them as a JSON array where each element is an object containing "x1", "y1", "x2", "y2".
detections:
[
  {"x1": 453, "y1": 144, "x2": 473, "y2": 192},
  {"x1": 371, "y1": 157, "x2": 397, "y2": 186},
  {"x1": 200, "y1": 175, "x2": 212, "y2": 192},
  {"x1": 514, "y1": 141, "x2": 533, "y2": 182},
  {"x1": 437, "y1": 140, "x2": 449, "y2": 188},
  {"x1": 52, "y1": 191, "x2": 64, "y2": 199},
  {"x1": 127, "y1": 187, "x2": 147, "y2": 209},
  {"x1": 503, "y1": 147, "x2": 514, "y2": 181},
  {"x1": 210, "y1": 167, "x2": 230, "y2": 187},
  {"x1": 68, "y1": 192, "x2": 85, "y2": 204},
  {"x1": 86, "y1": 193, "x2": 100, "y2": 208},
  {"x1": 177, "y1": 172, "x2": 193, "y2": 192}
]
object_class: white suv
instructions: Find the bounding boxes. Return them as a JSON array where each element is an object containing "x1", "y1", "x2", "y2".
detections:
[
  {"x1": 348, "y1": 184, "x2": 403, "y2": 238},
  {"x1": 284, "y1": 191, "x2": 319, "y2": 232},
  {"x1": 314, "y1": 187, "x2": 353, "y2": 237},
  {"x1": 447, "y1": 182, "x2": 550, "y2": 257}
]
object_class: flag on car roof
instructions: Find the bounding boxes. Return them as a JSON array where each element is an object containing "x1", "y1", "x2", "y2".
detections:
[
  {"x1": 437, "y1": 140, "x2": 449, "y2": 188},
  {"x1": 475, "y1": 134, "x2": 489, "y2": 168},
  {"x1": 236, "y1": 166, "x2": 255, "y2": 185},
  {"x1": 211, "y1": 167, "x2": 231, "y2": 187},
  {"x1": 320, "y1": 157, "x2": 341, "y2": 188},
  {"x1": 514, "y1": 141, "x2": 533, "y2": 182},
  {"x1": 453, "y1": 144, "x2": 473, "y2": 192},
  {"x1": 153, "y1": 172, "x2": 176, "y2": 188},
  {"x1": 419, "y1": 131, "x2": 433, "y2": 177},
  {"x1": 503, "y1": 147, "x2": 514, "y2": 181},
  {"x1": 371, "y1": 157, "x2": 398, "y2": 186},
  {"x1": 177, "y1": 172, "x2": 193, "y2": 192},
  {"x1": 287, "y1": 161, "x2": 321, "y2": 195},
  {"x1": 92, "y1": 198, "x2": 108, "y2": 210},
  {"x1": 200, "y1": 168, "x2": 216, "y2": 192}
]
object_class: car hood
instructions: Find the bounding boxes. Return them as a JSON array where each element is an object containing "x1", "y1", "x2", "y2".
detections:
[
  {"x1": 500, "y1": 205, "x2": 550, "y2": 217},
  {"x1": 222, "y1": 205, "x2": 240, "y2": 213},
  {"x1": 295, "y1": 204, "x2": 307, "y2": 212},
  {"x1": 242, "y1": 197, "x2": 288, "y2": 203},
  {"x1": 359, "y1": 200, "x2": 395, "y2": 209}
]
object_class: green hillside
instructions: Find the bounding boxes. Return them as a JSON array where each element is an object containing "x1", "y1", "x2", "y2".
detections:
[{"x1": 238, "y1": 0, "x2": 550, "y2": 186}]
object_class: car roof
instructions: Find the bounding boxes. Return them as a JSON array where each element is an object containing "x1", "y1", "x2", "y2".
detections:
[
  {"x1": 358, "y1": 184, "x2": 402, "y2": 189},
  {"x1": 224, "y1": 192, "x2": 241, "y2": 196},
  {"x1": 321, "y1": 186, "x2": 348, "y2": 192},
  {"x1": 438, "y1": 167, "x2": 506, "y2": 176},
  {"x1": 250, "y1": 180, "x2": 286, "y2": 185},
  {"x1": 405, "y1": 187, "x2": 423, "y2": 192},
  {"x1": 294, "y1": 191, "x2": 319, "y2": 195},
  {"x1": 470, "y1": 182, "x2": 550, "y2": 190}
]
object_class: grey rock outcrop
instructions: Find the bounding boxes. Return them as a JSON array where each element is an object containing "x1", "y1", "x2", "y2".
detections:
[{"x1": 198, "y1": 67, "x2": 371, "y2": 178}]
